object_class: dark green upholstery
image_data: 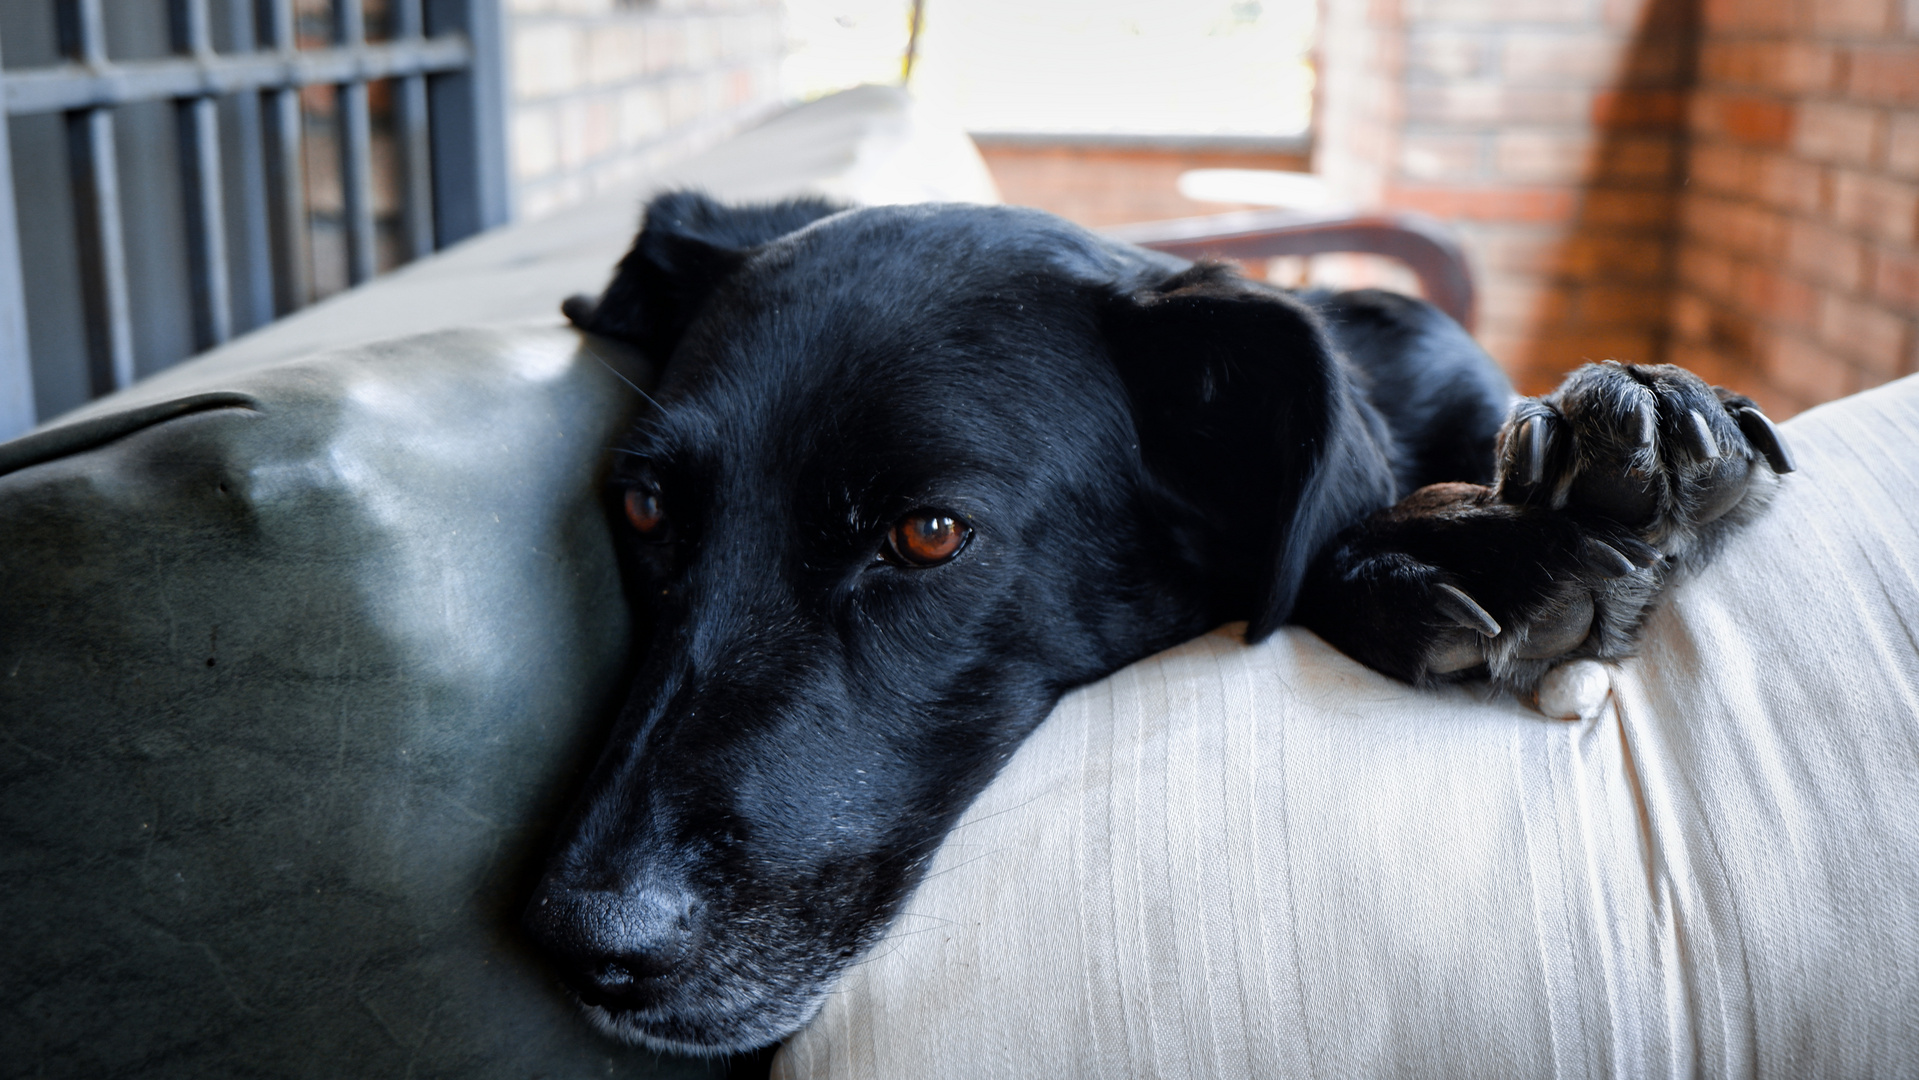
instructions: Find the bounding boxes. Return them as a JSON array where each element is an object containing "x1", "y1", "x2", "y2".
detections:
[{"x1": 0, "y1": 327, "x2": 719, "y2": 1077}]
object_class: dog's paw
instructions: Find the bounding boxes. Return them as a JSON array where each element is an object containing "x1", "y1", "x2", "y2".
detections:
[
  {"x1": 1388, "y1": 491, "x2": 1665, "y2": 681},
  {"x1": 1302, "y1": 483, "x2": 1666, "y2": 686},
  {"x1": 1493, "y1": 361, "x2": 1794, "y2": 552}
]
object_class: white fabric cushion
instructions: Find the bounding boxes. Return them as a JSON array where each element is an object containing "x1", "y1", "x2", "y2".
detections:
[{"x1": 774, "y1": 374, "x2": 1919, "y2": 1079}]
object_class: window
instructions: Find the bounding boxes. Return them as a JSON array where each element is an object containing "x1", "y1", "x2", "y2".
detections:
[
  {"x1": 782, "y1": 0, "x2": 1315, "y2": 141},
  {"x1": 0, "y1": 0, "x2": 508, "y2": 438}
]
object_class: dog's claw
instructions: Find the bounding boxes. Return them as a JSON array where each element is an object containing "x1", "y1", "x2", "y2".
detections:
[
  {"x1": 1735, "y1": 406, "x2": 1797, "y2": 474},
  {"x1": 1584, "y1": 538, "x2": 1637, "y2": 579},
  {"x1": 1614, "y1": 534, "x2": 1663, "y2": 567},
  {"x1": 1434, "y1": 583, "x2": 1501, "y2": 637},
  {"x1": 1515, "y1": 416, "x2": 1547, "y2": 486},
  {"x1": 1682, "y1": 409, "x2": 1720, "y2": 460},
  {"x1": 1634, "y1": 398, "x2": 1658, "y2": 448}
]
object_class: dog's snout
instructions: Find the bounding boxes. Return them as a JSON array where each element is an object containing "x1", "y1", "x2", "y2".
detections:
[{"x1": 525, "y1": 879, "x2": 698, "y2": 997}]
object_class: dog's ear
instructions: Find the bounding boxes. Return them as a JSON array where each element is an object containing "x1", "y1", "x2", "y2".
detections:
[
  {"x1": 1104, "y1": 264, "x2": 1397, "y2": 639},
  {"x1": 563, "y1": 190, "x2": 846, "y2": 361}
]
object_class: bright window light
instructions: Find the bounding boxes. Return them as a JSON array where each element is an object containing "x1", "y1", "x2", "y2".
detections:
[{"x1": 783, "y1": 0, "x2": 1316, "y2": 139}]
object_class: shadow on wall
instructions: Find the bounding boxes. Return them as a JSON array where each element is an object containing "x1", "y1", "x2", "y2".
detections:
[{"x1": 1496, "y1": 0, "x2": 1698, "y2": 399}]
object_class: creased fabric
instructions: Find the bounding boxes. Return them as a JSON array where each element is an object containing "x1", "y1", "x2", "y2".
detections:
[{"x1": 774, "y1": 375, "x2": 1919, "y2": 1080}]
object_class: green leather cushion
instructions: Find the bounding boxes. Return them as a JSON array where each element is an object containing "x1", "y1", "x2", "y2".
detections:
[{"x1": 0, "y1": 328, "x2": 720, "y2": 1078}]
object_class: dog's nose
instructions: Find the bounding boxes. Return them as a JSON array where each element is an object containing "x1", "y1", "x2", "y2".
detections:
[{"x1": 524, "y1": 879, "x2": 698, "y2": 997}]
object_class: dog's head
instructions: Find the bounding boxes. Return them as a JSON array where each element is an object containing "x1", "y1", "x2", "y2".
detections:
[{"x1": 526, "y1": 192, "x2": 1395, "y2": 1053}]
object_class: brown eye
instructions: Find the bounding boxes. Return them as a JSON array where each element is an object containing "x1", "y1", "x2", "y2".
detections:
[
  {"x1": 625, "y1": 487, "x2": 667, "y2": 538},
  {"x1": 885, "y1": 510, "x2": 970, "y2": 567}
]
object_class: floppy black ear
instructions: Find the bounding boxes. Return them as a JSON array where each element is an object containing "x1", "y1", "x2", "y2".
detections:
[
  {"x1": 1104, "y1": 264, "x2": 1398, "y2": 640},
  {"x1": 564, "y1": 190, "x2": 847, "y2": 361}
]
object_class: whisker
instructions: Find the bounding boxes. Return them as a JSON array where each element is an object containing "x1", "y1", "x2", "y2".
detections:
[
  {"x1": 945, "y1": 792, "x2": 1050, "y2": 833},
  {"x1": 914, "y1": 847, "x2": 1005, "y2": 884},
  {"x1": 582, "y1": 339, "x2": 664, "y2": 412}
]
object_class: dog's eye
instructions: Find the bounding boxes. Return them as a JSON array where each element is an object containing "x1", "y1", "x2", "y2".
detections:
[
  {"x1": 884, "y1": 510, "x2": 970, "y2": 567},
  {"x1": 625, "y1": 487, "x2": 669, "y2": 539}
]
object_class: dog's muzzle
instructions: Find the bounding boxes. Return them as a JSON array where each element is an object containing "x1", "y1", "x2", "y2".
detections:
[{"x1": 524, "y1": 876, "x2": 700, "y2": 1006}]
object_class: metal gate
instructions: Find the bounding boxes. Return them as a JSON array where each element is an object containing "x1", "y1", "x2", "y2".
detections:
[{"x1": 0, "y1": 0, "x2": 509, "y2": 440}]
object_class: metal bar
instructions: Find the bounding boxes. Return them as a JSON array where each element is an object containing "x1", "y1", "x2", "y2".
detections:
[
  {"x1": 173, "y1": 0, "x2": 232, "y2": 349},
  {"x1": 339, "y1": 0, "x2": 367, "y2": 48},
  {"x1": 67, "y1": 109, "x2": 136, "y2": 394},
  {"x1": 59, "y1": 0, "x2": 137, "y2": 395},
  {"x1": 337, "y1": 0, "x2": 376, "y2": 284},
  {"x1": 177, "y1": 95, "x2": 233, "y2": 347},
  {"x1": 261, "y1": 86, "x2": 310, "y2": 312},
  {"x1": 340, "y1": 79, "x2": 375, "y2": 283},
  {"x1": 426, "y1": 0, "x2": 510, "y2": 245},
  {"x1": 396, "y1": 0, "x2": 434, "y2": 259},
  {"x1": 3, "y1": 40, "x2": 473, "y2": 115},
  {"x1": 0, "y1": 26, "x2": 38, "y2": 439},
  {"x1": 60, "y1": 0, "x2": 110, "y2": 66},
  {"x1": 259, "y1": 0, "x2": 310, "y2": 313},
  {"x1": 223, "y1": 0, "x2": 276, "y2": 331}
]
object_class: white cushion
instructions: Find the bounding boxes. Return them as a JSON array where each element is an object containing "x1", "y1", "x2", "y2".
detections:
[{"x1": 774, "y1": 375, "x2": 1919, "y2": 1079}]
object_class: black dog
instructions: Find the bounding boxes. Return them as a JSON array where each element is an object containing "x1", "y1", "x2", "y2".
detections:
[{"x1": 527, "y1": 192, "x2": 1793, "y2": 1054}]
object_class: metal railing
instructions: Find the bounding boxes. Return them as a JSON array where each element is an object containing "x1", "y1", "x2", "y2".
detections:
[{"x1": 0, "y1": 0, "x2": 509, "y2": 440}]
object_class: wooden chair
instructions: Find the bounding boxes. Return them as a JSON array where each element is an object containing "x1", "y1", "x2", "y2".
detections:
[{"x1": 1106, "y1": 208, "x2": 1478, "y2": 333}]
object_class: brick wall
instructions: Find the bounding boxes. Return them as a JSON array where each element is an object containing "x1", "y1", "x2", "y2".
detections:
[
  {"x1": 1314, "y1": 0, "x2": 1919, "y2": 412},
  {"x1": 1666, "y1": 0, "x2": 1919, "y2": 414},
  {"x1": 1316, "y1": 0, "x2": 1697, "y2": 396},
  {"x1": 505, "y1": 0, "x2": 786, "y2": 221}
]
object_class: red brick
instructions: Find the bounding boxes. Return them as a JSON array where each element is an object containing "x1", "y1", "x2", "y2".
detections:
[
  {"x1": 1873, "y1": 246, "x2": 1919, "y2": 307},
  {"x1": 1702, "y1": 41, "x2": 1842, "y2": 95},
  {"x1": 1397, "y1": 135, "x2": 1488, "y2": 182},
  {"x1": 1710, "y1": 305, "x2": 1765, "y2": 363},
  {"x1": 1602, "y1": 135, "x2": 1682, "y2": 183},
  {"x1": 1469, "y1": 228, "x2": 1571, "y2": 274},
  {"x1": 1794, "y1": 103, "x2": 1883, "y2": 165},
  {"x1": 1669, "y1": 340, "x2": 1764, "y2": 400},
  {"x1": 1592, "y1": 89, "x2": 1686, "y2": 128},
  {"x1": 1819, "y1": 291, "x2": 1911, "y2": 375},
  {"x1": 1832, "y1": 171, "x2": 1919, "y2": 243},
  {"x1": 1405, "y1": 32, "x2": 1494, "y2": 78},
  {"x1": 1702, "y1": 0, "x2": 1798, "y2": 32},
  {"x1": 1500, "y1": 32, "x2": 1632, "y2": 84},
  {"x1": 1557, "y1": 233, "x2": 1672, "y2": 277},
  {"x1": 1672, "y1": 292, "x2": 1716, "y2": 342},
  {"x1": 1890, "y1": 116, "x2": 1919, "y2": 179},
  {"x1": 1849, "y1": 46, "x2": 1919, "y2": 105},
  {"x1": 1405, "y1": 85, "x2": 1591, "y2": 124},
  {"x1": 1476, "y1": 279, "x2": 1577, "y2": 326},
  {"x1": 1581, "y1": 284, "x2": 1672, "y2": 324},
  {"x1": 1757, "y1": 152, "x2": 1829, "y2": 216},
  {"x1": 1495, "y1": 132, "x2": 1595, "y2": 182},
  {"x1": 1685, "y1": 194, "x2": 1788, "y2": 259},
  {"x1": 1603, "y1": 0, "x2": 1694, "y2": 32},
  {"x1": 1735, "y1": 262, "x2": 1822, "y2": 329},
  {"x1": 1583, "y1": 188, "x2": 1678, "y2": 227},
  {"x1": 1689, "y1": 141, "x2": 1759, "y2": 197},
  {"x1": 1763, "y1": 333, "x2": 1857, "y2": 407},
  {"x1": 1785, "y1": 219, "x2": 1869, "y2": 288},
  {"x1": 1808, "y1": 0, "x2": 1896, "y2": 33},
  {"x1": 1716, "y1": 95, "x2": 1796, "y2": 148},
  {"x1": 1678, "y1": 243, "x2": 1739, "y2": 297},
  {"x1": 1513, "y1": 330, "x2": 1662, "y2": 369},
  {"x1": 1386, "y1": 185, "x2": 1580, "y2": 221}
]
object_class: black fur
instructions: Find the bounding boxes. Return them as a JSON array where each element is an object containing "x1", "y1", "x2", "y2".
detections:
[{"x1": 529, "y1": 193, "x2": 1785, "y2": 1054}]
